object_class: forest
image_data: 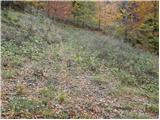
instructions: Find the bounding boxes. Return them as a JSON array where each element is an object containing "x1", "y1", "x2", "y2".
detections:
[{"x1": 1, "y1": 1, "x2": 159, "y2": 119}]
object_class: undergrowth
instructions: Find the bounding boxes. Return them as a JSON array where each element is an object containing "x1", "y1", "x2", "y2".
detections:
[{"x1": 1, "y1": 8, "x2": 159, "y2": 119}]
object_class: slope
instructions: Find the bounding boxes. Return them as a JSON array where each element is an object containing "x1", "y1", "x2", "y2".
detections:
[{"x1": 1, "y1": 9, "x2": 159, "y2": 119}]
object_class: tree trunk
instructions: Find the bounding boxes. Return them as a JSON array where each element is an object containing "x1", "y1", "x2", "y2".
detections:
[
  {"x1": 153, "y1": 1, "x2": 158, "y2": 33},
  {"x1": 124, "y1": 28, "x2": 128, "y2": 42},
  {"x1": 47, "y1": 1, "x2": 50, "y2": 17},
  {"x1": 82, "y1": 15, "x2": 85, "y2": 28},
  {"x1": 98, "y1": 15, "x2": 101, "y2": 30}
]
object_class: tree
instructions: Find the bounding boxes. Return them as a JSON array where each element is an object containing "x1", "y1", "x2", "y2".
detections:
[
  {"x1": 119, "y1": 1, "x2": 159, "y2": 53},
  {"x1": 72, "y1": 1, "x2": 96, "y2": 27}
]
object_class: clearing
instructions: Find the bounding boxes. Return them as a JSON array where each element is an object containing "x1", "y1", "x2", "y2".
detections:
[{"x1": 1, "y1": 9, "x2": 159, "y2": 119}]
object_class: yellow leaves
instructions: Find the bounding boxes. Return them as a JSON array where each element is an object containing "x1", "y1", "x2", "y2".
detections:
[
  {"x1": 16, "y1": 1, "x2": 46, "y2": 9},
  {"x1": 129, "y1": 1, "x2": 156, "y2": 30},
  {"x1": 96, "y1": 1, "x2": 121, "y2": 26}
]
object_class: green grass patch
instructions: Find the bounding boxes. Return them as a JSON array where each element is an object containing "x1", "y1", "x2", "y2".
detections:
[
  {"x1": 40, "y1": 108, "x2": 56, "y2": 118},
  {"x1": 9, "y1": 96, "x2": 43, "y2": 113},
  {"x1": 125, "y1": 112, "x2": 150, "y2": 119},
  {"x1": 39, "y1": 86, "x2": 56, "y2": 100},
  {"x1": 146, "y1": 104, "x2": 159, "y2": 113},
  {"x1": 92, "y1": 74, "x2": 112, "y2": 84},
  {"x1": 2, "y1": 69, "x2": 17, "y2": 79}
]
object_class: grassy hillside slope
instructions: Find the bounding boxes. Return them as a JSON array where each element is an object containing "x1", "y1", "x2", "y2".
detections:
[{"x1": 1, "y1": 9, "x2": 159, "y2": 119}]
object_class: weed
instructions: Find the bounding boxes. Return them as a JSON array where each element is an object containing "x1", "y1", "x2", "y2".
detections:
[
  {"x1": 2, "y1": 70, "x2": 16, "y2": 79},
  {"x1": 41, "y1": 108, "x2": 56, "y2": 118},
  {"x1": 11, "y1": 57, "x2": 24, "y2": 67},
  {"x1": 9, "y1": 97, "x2": 43, "y2": 113},
  {"x1": 16, "y1": 83, "x2": 28, "y2": 96},
  {"x1": 39, "y1": 86, "x2": 56, "y2": 100},
  {"x1": 125, "y1": 112, "x2": 150, "y2": 119},
  {"x1": 57, "y1": 91, "x2": 66, "y2": 104},
  {"x1": 74, "y1": 51, "x2": 100, "y2": 72},
  {"x1": 92, "y1": 74, "x2": 111, "y2": 84},
  {"x1": 105, "y1": 106, "x2": 112, "y2": 113},
  {"x1": 122, "y1": 103, "x2": 134, "y2": 111},
  {"x1": 2, "y1": 10, "x2": 20, "y2": 26},
  {"x1": 1, "y1": 8, "x2": 158, "y2": 119},
  {"x1": 59, "y1": 111, "x2": 69, "y2": 119},
  {"x1": 146, "y1": 104, "x2": 159, "y2": 113},
  {"x1": 108, "y1": 85, "x2": 143, "y2": 97}
]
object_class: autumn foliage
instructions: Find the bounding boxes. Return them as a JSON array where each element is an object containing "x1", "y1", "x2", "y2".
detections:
[
  {"x1": 2, "y1": 1, "x2": 159, "y2": 53},
  {"x1": 47, "y1": 1, "x2": 73, "y2": 20}
]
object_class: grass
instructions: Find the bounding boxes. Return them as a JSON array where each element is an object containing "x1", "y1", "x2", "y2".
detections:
[
  {"x1": 39, "y1": 86, "x2": 56, "y2": 100},
  {"x1": 92, "y1": 73, "x2": 112, "y2": 84},
  {"x1": 125, "y1": 112, "x2": 150, "y2": 119},
  {"x1": 9, "y1": 97, "x2": 35, "y2": 112},
  {"x1": 8, "y1": 97, "x2": 42, "y2": 118},
  {"x1": 146, "y1": 104, "x2": 159, "y2": 113},
  {"x1": 40, "y1": 86, "x2": 68, "y2": 103},
  {"x1": 1, "y1": 8, "x2": 159, "y2": 119},
  {"x1": 2, "y1": 69, "x2": 17, "y2": 79},
  {"x1": 57, "y1": 91, "x2": 67, "y2": 104},
  {"x1": 40, "y1": 108, "x2": 56, "y2": 118},
  {"x1": 109, "y1": 85, "x2": 144, "y2": 96}
]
